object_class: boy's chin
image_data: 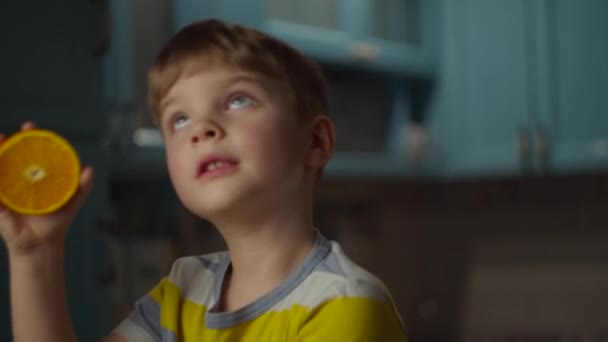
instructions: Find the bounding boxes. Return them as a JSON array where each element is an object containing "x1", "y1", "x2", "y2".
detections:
[
  {"x1": 186, "y1": 196, "x2": 252, "y2": 222},
  {"x1": 180, "y1": 180, "x2": 285, "y2": 223}
]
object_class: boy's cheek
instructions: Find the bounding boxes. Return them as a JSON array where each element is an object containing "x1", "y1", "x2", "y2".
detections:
[
  {"x1": 241, "y1": 127, "x2": 289, "y2": 157},
  {"x1": 165, "y1": 149, "x2": 187, "y2": 182}
]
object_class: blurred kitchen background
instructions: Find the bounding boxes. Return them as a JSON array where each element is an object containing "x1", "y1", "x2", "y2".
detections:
[{"x1": 1, "y1": 0, "x2": 607, "y2": 341}]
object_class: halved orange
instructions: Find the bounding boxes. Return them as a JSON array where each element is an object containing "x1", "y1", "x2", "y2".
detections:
[{"x1": 0, "y1": 129, "x2": 81, "y2": 215}]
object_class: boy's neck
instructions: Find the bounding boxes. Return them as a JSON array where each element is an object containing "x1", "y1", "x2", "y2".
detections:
[
  {"x1": 221, "y1": 219, "x2": 315, "y2": 281},
  {"x1": 213, "y1": 211, "x2": 316, "y2": 312}
]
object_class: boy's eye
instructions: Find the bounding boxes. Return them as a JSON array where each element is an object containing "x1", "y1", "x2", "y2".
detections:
[
  {"x1": 227, "y1": 94, "x2": 254, "y2": 110},
  {"x1": 171, "y1": 113, "x2": 190, "y2": 131}
]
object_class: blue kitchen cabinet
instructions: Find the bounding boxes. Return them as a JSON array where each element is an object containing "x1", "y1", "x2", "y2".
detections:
[
  {"x1": 362, "y1": 0, "x2": 439, "y2": 77},
  {"x1": 65, "y1": 143, "x2": 113, "y2": 340},
  {"x1": 0, "y1": 1, "x2": 106, "y2": 139},
  {"x1": 429, "y1": 0, "x2": 608, "y2": 178},
  {"x1": 173, "y1": 0, "x2": 437, "y2": 78},
  {"x1": 172, "y1": 0, "x2": 350, "y2": 64},
  {"x1": 533, "y1": 0, "x2": 608, "y2": 173},
  {"x1": 429, "y1": 0, "x2": 533, "y2": 178},
  {"x1": 322, "y1": 69, "x2": 414, "y2": 177}
]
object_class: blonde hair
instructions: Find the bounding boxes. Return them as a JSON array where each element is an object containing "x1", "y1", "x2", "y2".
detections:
[{"x1": 148, "y1": 19, "x2": 329, "y2": 124}]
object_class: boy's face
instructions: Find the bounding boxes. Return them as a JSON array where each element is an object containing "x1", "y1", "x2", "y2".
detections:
[{"x1": 159, "y1": 64, "x2": 311, "y2": 220}]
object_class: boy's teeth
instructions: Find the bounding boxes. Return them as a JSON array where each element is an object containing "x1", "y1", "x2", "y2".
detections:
[{"x1": 206, "y1": 161, "x2": 226, "y2": 171}]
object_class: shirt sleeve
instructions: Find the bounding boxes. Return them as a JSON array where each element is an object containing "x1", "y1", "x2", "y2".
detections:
[
  {"x1": 112, "y1": 277, "x2": 169, "y2": 341},
  {"x1": 296, "y1": 296, "x2": 407, "y2": 342}
]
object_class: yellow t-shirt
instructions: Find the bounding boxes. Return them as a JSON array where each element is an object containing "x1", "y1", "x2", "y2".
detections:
[{"x1": 113, "y1": 232, "x2": 406, "y2": 341}]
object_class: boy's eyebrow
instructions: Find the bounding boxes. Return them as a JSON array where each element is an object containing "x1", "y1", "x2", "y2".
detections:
[
  {"x1": 160, "y1": 98, "x2": 176, "y2": 116},
  {"x1": 159, "y1": 74, "x2": 271, "y2": 116},
  {"x1": 222, "y1": 74, "x2": 272, "y2": 93}
]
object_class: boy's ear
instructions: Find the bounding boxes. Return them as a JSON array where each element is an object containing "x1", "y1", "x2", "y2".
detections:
[{"x1": 306, "y1": 115, "x2": 336, "y2": 168}]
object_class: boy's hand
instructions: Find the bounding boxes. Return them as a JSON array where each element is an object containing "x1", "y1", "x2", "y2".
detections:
[{"x1": 0, "y1": 122, "x2": 94, "y2": 256}]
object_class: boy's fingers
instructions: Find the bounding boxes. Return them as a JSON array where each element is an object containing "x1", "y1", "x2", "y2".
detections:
[
  {"x1": 79, "y1": 166, "x2": 95, "y2": 196},
  {"x1": 66, "y1": 166, "x2": 95, "y2": 213},
  {"x1": 0, "y1": 202, "x2": 18, "y2": 241},
  {"x1": 2, "y1": 122, "x2": 37, "y2": 144},
  {"x1": 21, "y1": 121, "x2": 37, "y2": 131},
  {"x1": 0, "y1": 134, "x2": 15, "y2": 240}
]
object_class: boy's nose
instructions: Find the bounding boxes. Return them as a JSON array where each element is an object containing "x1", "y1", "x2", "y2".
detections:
[{"x1": 191, "y1": 121, "x2": 222, "y2": 144}]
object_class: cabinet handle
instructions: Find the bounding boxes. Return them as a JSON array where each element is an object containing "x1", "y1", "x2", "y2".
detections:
[
  {"x1": 535, "y1": 125, "x2": 551, "y2": 171},
  {"x1": 350, "y1": 42, "x2": 379, "y2": 62},
  {"x1": 516, "y1": 126, "x2": 530, "y2": 160},
  {"x1": 516, "y1": 126, "x2": 532, "y2": 172}
]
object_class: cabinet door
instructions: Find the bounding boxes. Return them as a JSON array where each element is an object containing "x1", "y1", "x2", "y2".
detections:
[
  {"x1": 263, "y1": 0, "x2": 435, "y2": 77},
  {"x1": 432, "y1": 0, "x2": 533, "y2": 178},
  {"x1": 262, "y1": 0, "x2": 354, "y2": 63},
  {"x1": 365, "y1": 0, "x2": 437, "y2": 77},
  {"x1": 535, "y1": 0, "x2": 608, "y2": 172},
  {"x1": 173, "y1": 0, "x2": 434, "y2": 77},
  {"x1": 266, "y1": 0, "x2": 341, "y2": 31},
  {"x1": 0, "y1": 1, "x2": 105, "y2": 139},
  {"x1": 174, "y1": 0, "x2": 348, "y2": 90},
  {"x1": 323, "y1": 68, "x2": 410, "y2": 176},
  {"x1": 65, "y1": 143, "x2": 112, "y2": 339},
  {"x1": 175, "y1": 0, "x2": 346, "y2": 55}
]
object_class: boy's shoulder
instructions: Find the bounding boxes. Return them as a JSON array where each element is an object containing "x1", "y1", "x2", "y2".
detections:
[
  {"x1": 163, "y1": 251, "x2": 230, "y2": 301},
  {"x1": 280, "y1": 240, "x2": 393, "y2": 309},
  {"x1": 170, "y1": 250, "x2": 229, "y2": 277},
  {"x1": 160, "y1": 236, "x2": 394, "y2": 309}
]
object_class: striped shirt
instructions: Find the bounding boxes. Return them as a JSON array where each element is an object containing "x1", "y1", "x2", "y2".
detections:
[{"x1": 113, "y1": 232, "x2": 407, "y2": 341}]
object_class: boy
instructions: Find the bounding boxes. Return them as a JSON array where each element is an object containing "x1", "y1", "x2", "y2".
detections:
[{"x1": 1, "y1": 19, "x2": 406, "y2": 341}]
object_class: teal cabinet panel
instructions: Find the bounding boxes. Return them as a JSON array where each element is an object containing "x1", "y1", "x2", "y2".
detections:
[
  {"x1": 173, "y1": 0, "x2": 218, "y2": 27},
  {"x1": 430, "y1": 0, "x2": 533, "y2": 178},
  {"x1": 324, "y1": 75, "x2": 413, "y2": 178},
  {"x1": 362, "y1": 0, "x2": 438, "y2": 77},
  {"x1": 172, "y1": 0, "x2": 437, "y2": 78},
  {"x1": 104, "y1": 0, "x2": 174, "y2": 131},
  {"x1": 535, "y1": 0, "x2": 608, "y2": 173},
  {"x1": 262, "y1": 0, "x2": 362, "y2": 66},
  {"x1": 266, "y1": 0, "x2": 342, "y2": 31},
  {"x1": 174, "y1": 0, "x2": 264, "y2": 29},
  {"x1": 262, "y1": 20, "x2": 354, "y2": 64},
  {"x1": 0, "y1": 1, "x2": 105, "y2": 138},
  {"x1": 65, "y1": 143, "x2": 112, "y2": 340},
  {"x1": 104, "y1": 0, "x2": 135, "y2": 109},
  {"x1": 431, "y1": 0, "x2": 608, "y2": 178},
  {"x1": 269, "y1": 0, "x2": 437, "y2": 78}
]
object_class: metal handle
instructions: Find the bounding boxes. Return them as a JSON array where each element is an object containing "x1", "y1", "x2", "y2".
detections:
[
  {"x1": 535, "y1": 125, "x2": 551, "y2": 171},
  {"x1": 516, "y1": 126, "x2": 533, "y2": 172},
  {"x1": 350, "y1": 42, "x2": 379, "y2": 62},
  {"x1": 516, "y1": 126, "x2": 530, "y2": 160}
]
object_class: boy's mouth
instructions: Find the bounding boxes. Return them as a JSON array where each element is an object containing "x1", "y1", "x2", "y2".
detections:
[{"x1": 197, "y1": 156, "x2": 238, "y2": 179}]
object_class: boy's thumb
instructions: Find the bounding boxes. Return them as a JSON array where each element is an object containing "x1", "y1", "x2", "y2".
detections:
[
  {"x1": 0, "y1": 203, "x2": 18, "y2": 242},
  {"x1": 65, "y1": 166, "x2": 95, "y2": 215}
]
